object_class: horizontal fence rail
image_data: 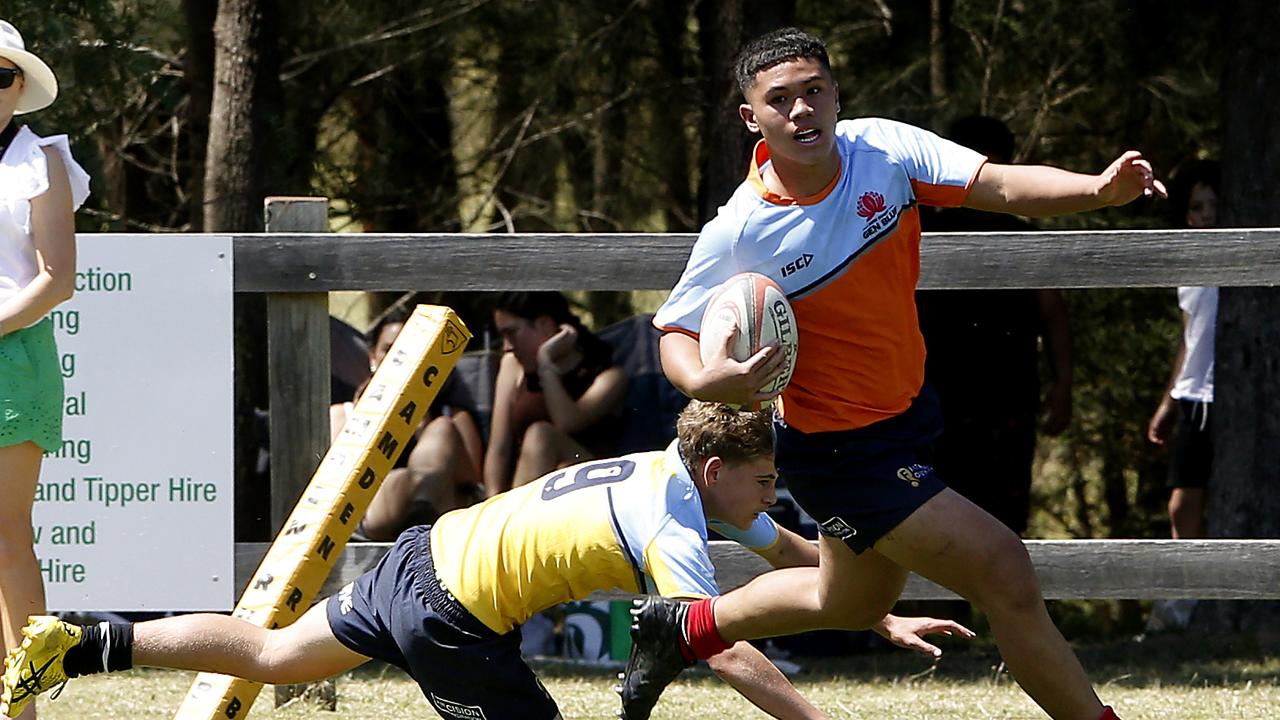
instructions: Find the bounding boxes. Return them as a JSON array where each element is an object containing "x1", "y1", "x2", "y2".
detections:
[
  {"x1": 235, "y1": 539, "x2": 1280, "y2": 602},
  {"x1": 229, "y1": 228, "x2": 1280, "y2": 292}
]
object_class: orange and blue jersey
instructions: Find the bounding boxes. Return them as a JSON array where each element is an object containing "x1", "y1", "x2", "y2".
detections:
[
  {"x1": 430, "y1": 441, "x2": 780, "y2": 634},
  {"x1": 655, "y1": 118, "x2": 986, "y2": 433}
]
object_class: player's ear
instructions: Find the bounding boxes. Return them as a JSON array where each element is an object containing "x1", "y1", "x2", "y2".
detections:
[
  {"x1": 739, "y1": 103, "x2": 760, "y2": 133},
  {"x1": 702, "y1": 456, "x2": 724, "y2": 486}
]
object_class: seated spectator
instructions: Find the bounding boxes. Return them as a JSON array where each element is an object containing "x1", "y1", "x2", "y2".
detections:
[
  {"x1": 484, "y1": 292, "x2": 628, "y2": 496},
  {"x1": 331, "y1": 308, "x2": 485, "y2": 540}
]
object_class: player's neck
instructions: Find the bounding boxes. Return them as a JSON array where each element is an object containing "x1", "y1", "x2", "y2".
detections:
[{"x1": 762, "y1": 151, "x2": 840, "y2": 200}]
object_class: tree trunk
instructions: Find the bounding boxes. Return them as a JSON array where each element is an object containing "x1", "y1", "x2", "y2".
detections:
[
  {"x1": 1198, "y1": 0, "x2": 1280, "y2": 639},
  {"x1": 202, "y1": 0, "x2": 282, "y2": 541},
  {"x1": 695, "y1": 0, "x2": 795, "y2": 223},
  {"x1": 183, "y1": 0, "x2": 216, "y2": 231},
  {"x1": 203, "y1": 0, "x2": 280, "y2": 231},
  {"x1": 928, "y1": 0, "x2": 950, "y2": 123},
  {"x1": 650, "y1": 0, "x2": 696, "y2": 232}
]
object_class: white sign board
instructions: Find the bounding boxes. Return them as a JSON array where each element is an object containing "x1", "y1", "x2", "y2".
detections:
[{"x1": 34, "y1": 234, "x2": 234, "y2": 611}]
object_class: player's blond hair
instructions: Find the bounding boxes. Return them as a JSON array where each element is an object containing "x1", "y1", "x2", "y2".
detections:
[{"x1": 676, "y1": 400, "x2": 775, "y2": 468}]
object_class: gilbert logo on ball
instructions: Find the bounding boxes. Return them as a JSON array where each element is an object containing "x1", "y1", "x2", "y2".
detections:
[{"x1": 698, "y1": 272, "x2": 798, "y2": 410}]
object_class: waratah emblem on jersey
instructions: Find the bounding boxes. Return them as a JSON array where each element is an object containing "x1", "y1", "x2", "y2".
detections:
[{"x1": 856, "y1": 191, "x2": 887, "y2": 219}]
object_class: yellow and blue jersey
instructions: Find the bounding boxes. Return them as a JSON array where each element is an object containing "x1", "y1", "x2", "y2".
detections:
[{"x1": 430, "y1": 441, "x2": 780, "y2": 634}]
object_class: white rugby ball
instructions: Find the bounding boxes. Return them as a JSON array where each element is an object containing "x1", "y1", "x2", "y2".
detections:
[{"x1": 698, "y1": 272, "x2": 798, "y2": 407}]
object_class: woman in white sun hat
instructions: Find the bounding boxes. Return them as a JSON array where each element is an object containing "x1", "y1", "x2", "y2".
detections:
[{"x1": 0, "y1": 19, "x2": 89, "y2": 719}]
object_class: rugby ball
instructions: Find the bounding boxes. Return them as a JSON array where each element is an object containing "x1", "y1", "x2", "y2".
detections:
[{"x1": 698, "y1": 272, "x2": 798, "y2": 407}]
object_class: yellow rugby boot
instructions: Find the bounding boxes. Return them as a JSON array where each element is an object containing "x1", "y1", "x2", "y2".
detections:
[{"x1": 0, "y1": 616, "x2": 82, "y2": 718}]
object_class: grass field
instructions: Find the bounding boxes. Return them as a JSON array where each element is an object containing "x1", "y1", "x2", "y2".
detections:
[{"x1": 32, "y1": 634, "x2": 1278, "y2": 719}]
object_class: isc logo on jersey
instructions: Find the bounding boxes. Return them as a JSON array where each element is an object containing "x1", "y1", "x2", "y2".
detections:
[
  {"x1": 699, "y1": 272, "x2": 799, "y2": 409},
  {"x1": 780, "y1": 253, "x2": 813, "y2": 278}
]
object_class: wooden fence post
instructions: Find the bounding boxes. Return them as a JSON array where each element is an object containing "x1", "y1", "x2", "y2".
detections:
[
  {"x1": 263, "y1": 197, "x2": 331, "y2": 532},
  {"x1": 262, "y1": 197, "x2": 336, "y2": 710}
]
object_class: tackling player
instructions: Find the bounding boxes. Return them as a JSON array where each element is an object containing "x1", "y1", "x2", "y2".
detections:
[{"x1": 2, "y1": 401, "x2": 970, "y2": 720}]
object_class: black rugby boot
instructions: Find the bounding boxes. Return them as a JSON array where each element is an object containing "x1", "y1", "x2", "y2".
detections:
[{"x1": 616, "y1": 597, "x2": 694, "y2": 720}]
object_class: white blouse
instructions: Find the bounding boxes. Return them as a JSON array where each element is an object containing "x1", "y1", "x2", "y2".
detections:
[
  {"x1": 0, "y1": 125, "x2": 91, "y2": 308},
  {"x1": 1172, "y1": 286, "x2": 1216, "y2": 403}
]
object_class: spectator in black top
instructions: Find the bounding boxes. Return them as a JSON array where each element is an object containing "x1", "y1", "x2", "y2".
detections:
[{"x1": 484, "y1": 292, "x2": 628, "y2": 496}]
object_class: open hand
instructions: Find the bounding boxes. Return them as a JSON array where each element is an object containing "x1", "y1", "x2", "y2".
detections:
[
  {"x1": 1098, "y1": 151, "x2": 1168, "y2": 206},
  {"x1": 874, "y1": 615, "x2": 977, "y2": 659}
]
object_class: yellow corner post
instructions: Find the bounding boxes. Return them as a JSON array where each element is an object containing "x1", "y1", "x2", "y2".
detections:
[{"x1": 174, "y1": 305, "x2": 470, "y2": 719}]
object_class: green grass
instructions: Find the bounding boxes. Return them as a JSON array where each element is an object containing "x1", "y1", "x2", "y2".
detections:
[{"x1": 34, "y1": 634, "x2": 1279, "y2": 719}]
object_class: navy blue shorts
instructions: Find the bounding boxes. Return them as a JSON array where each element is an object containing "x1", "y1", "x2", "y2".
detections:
[
  {"x1": 776, "y1": 388, "x2": 947, "y2": 554},
  {"x1": 326, "y1": 525, "x2": 557, "y2": 720}
]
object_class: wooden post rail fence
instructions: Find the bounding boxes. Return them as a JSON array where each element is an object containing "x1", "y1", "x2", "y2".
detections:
[
  {"x1": 235, "y1": 539, "x2": 1280, "y2": 602},
  {"x1": 231, "y1": 228, "x2": 1280, "y2": 292},
  {"x1": 222, "y1": 203, "x2": 1280, "y2": 606}
]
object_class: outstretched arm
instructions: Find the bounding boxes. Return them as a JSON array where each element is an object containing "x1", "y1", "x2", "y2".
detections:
[
  {"x1": 754, "y1": 528, "x2": 976, "y2": 658},
  {"x1": 707, "y1": 640, "x2": 828, "y2": 720},
  {"x1": 754, "y1": 527, "x2": 975, "y2": 658},
  {"x1": 755, "y1": 525, "x2": 819, "y2": 568},
  {"x1": 964, "y1": 151, "x2": 1166, "y2": 218}
]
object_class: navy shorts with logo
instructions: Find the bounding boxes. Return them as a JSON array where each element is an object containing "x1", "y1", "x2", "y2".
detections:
[
  {"x1": 776, "y1": 387, "x2": 948, "y2": 554},
  {"x1": 326, "y1": 525, "x2": 557, "y2": 720}
]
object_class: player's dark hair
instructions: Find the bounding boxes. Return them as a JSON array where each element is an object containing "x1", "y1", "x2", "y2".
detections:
[
  {"x1": 677, "y1": 400, "x2": 775, "y2": 468},
  {"x1": 1169, "y1": 159, "x2": 1219, "y2": 227},
  {"x1": 734, "y1": 27, "x2": 832, "y2": 95}
]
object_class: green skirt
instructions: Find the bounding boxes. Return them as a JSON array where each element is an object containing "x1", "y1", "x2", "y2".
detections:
[{"x1": 0, "y1": 316, "x2": 63, "y2": 452}]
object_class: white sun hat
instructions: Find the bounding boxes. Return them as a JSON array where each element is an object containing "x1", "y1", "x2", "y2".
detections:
[{"x1": 0, "y1": 20, "x2": 57, "y2": 114}]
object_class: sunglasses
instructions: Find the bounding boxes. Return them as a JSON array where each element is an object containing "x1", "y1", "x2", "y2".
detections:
[{"x1": 0, "y1": 67, "x2": 22, "y2": 90}]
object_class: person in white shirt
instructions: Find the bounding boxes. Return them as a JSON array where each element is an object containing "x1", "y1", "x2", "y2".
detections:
[
  {"x1": 0, "y1": 20, "x2": 91, "y2": 720},
  {"x1": 1145, "y1": 160, "x2": 1218, "y2": 631}
]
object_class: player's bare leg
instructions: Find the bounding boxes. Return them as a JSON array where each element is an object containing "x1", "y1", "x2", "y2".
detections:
[
  {"x1": 0, "y1": 442, "x2": 47, "y2": 720},
  {"x1": 709, "y1": 488, "x2": 1106, "y2": 720},
  {"x1": 3, "y1": 601, "x2": 368, "y2": 716},
  {"x1": 1168, "y1": 487, "x2": 1206, "y2": 539},
  {"x1": 876, "y1": 488, "x2": 1104, "y2": 720},
  {"x1": 132, "y1": 601, "x2": 368, "y2": 683},
  {"x1": 712, "y1": 537, "x2": 909, "y2": 635}
]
